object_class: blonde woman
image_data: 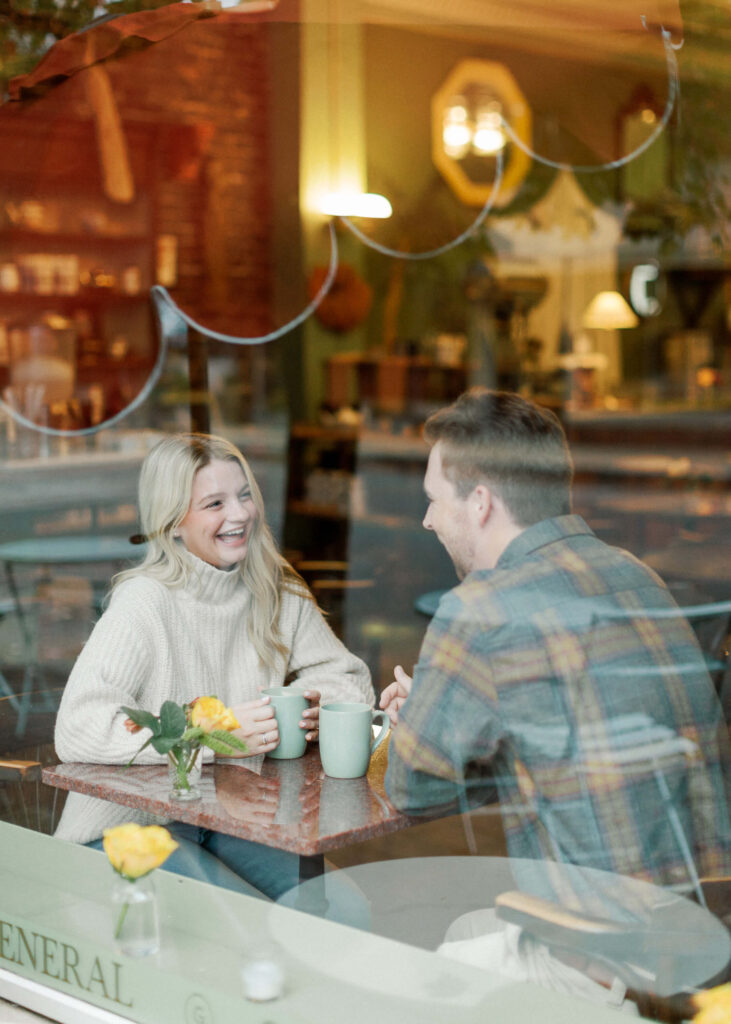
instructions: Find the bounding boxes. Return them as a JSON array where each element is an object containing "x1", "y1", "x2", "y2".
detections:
[{"x1": 54, "y1": 433, "x2": 373, "y2": 901}]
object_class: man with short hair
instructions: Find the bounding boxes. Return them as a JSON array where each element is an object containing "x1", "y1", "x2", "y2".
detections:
[{"x1": 382, "y1": 388, "x2": 730, "y2": 893}]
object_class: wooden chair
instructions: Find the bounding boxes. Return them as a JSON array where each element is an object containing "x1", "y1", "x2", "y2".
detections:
[
  {"x1": 0, "y1": 680, "x2": 66, "y2": 833},
  {"x1": 0, "y1": 757, "x2": 44, "y2": 832},
  {"x1": 0, "y1": 759, "x2": 42, "y2": 783}
]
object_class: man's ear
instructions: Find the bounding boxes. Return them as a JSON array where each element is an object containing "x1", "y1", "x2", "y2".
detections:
[{"x1": 470, "y1": 484, "x2": 493, "y2": 526}]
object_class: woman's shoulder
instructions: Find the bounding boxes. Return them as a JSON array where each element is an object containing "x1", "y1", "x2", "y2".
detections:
[
  {"x1": 279, "y1": 580, "x2": 316, "y2": 625},
  {"x1": 109, "y1": 572, "x2": 172, "y2": 609}
]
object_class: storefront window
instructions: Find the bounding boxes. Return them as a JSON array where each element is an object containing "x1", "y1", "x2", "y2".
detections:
[{"x1": 0, "y1": 1, "x2": 728, "y2": 1016}]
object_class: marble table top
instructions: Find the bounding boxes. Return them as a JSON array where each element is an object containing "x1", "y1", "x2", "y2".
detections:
[{"x1": 42, "y1": 745, "x2": 415, "y2": 857}]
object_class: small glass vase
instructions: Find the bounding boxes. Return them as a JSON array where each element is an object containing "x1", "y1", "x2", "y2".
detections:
[
  {"x1": 167, "y1": 743, "x2": 202, "y2": 801},
  {"x1": 111, "y1": 874, "x2": 159, "y2": 958}
]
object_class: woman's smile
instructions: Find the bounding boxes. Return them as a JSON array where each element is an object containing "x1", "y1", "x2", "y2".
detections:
[{"x1": 177, "y1": 459, "x2": 258, "y2": 568}]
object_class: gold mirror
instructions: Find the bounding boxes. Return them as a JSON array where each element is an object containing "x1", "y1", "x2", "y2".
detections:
[{"x1": 431, "y1": 59, "x2": 532, "y2": 208}]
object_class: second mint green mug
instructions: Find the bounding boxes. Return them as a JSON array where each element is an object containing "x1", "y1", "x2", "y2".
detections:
[
  {"x1": 262, "y1": 686, "x2": 308, "y2": 760},
  {"x1": 319, "y1": 702, "x2": 390, "y2": 779}
]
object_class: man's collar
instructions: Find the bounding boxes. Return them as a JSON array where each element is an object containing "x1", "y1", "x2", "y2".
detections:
[{"x1": 493, "y1": 514, "x2": 593, "y2": 570}]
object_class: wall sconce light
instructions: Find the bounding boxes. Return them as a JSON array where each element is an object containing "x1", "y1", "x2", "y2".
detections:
[
  {"x1": 442, "y1": 98, "x2": 471, "y2": 159},
  {"x1": 319, "y1": 192, "x2": 392, "y2": 219},
  {"x1": 442, "y1": 96, "x2": 506, "y2": 159},
  {"x1": 582, "y1": 290, "x2": 639, "y2": 330},
  {"x1": 432, "y1": 59, "x2": 531, "y2": 208},
  {"x1": 472, "y1": 103, "x2": 505, "y2": 155}
]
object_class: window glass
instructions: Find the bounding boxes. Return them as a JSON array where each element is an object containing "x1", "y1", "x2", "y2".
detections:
[{"x1": 0, "y1": 1, "x2": 728, "y2": 1014}]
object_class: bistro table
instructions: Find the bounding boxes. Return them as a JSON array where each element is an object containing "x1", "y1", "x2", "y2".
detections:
[
  {"x1": 276, "y1": 855, "x2": 731, "y2": 1003},
  {"x1": 42, "y1": 745, "x2": 414, "y2": 884}
]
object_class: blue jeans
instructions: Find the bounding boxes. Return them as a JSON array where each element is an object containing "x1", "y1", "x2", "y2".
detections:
[
  {"x1": 88, "y1": 823, "x2": 299, "y2": 900},
  {"x1": 87, "y1": 824, "x2": 371, "y2": 928}
]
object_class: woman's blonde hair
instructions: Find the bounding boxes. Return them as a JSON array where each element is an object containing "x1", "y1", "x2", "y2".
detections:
[{"x1": 115, "y1": 433, "x2": 308, "y2": 668}]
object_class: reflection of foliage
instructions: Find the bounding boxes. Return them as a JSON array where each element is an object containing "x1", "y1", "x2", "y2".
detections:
[
  {"x1": 0, "y1": 0, "x2": 181, "y2": 92},
  {"x1": 671, "y1": 74, "x2": 731, "y2": 251},
  {"x1": 397, "y1": 238, "x2": 489, "y2": 339},
  {"x1": 615, "y1": 66, "x2": 731, "y2": 253},
  {"x1": 599, "y1": 4, "x2": 731, "y2": 253},
  {"x1": 362, "y1": 172, "x2": 495, "y2": 344},
  {"x1": 493, "y1": 152, "x2": 558, "y2": 218}
]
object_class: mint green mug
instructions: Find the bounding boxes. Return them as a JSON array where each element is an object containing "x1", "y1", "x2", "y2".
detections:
[
  {"x1": 262, "y1": 686, "x2": 308, "y2": 760},
  {"x1": 319, "y1": 702, "x2": 390, "y2": 779}
]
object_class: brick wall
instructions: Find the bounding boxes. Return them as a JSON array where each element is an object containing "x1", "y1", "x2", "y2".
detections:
[
  {"x1": 106, "y1": 17, "x2": 273, "y2": 335},
  {"x1": 1, "y1": 15, "x2": 273, "y2": 338}
]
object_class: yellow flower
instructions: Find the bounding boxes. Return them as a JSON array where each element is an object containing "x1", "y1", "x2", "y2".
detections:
[
  {"x1": 103, "y1": 824, "x2": 178, "y2": 880},
  {"x1": 190, "y1": 696, "x2": 240, "y2": 733},
  {"x1": 693, "y1": 984, "x2": 731, "y2": 1024}
]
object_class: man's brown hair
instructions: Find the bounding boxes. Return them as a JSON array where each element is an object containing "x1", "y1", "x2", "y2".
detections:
[{"x1": 423, "y1": 389, "x2": 573, "y2": 526}]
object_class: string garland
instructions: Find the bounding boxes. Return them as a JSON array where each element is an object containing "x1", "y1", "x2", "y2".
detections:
[
  {"x1": 1, "y1": 19, "x2": 681, "y2": 438},
  {"x1": 149, "y1": 219, "x2": 339, "y2": 346},
  {"x1": 501, "y1": 21, "x2": 680, "y2": 174},
  {"x1": 340, "y1": 148, "x2": 504, "y2": 260}
]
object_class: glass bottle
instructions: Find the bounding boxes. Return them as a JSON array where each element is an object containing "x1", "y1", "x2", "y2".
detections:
[
  {"x1": 167, "y1": 742, "x2": 202, "y2": 801},
  {"x1": 111, "y1": 874, "x2": 159, "y2": 958}
]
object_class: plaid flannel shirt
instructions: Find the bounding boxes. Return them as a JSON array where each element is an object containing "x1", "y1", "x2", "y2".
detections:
[{"x1": 386, "y1": 515, "x2": 731, "y2": 898}]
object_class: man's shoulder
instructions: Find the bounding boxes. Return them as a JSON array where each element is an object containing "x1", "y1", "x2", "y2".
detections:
[
  {"x1": 432, "y1": 576, "x2": 513, "y2": 631},
  {"x1": 445, "y1": 528, "x2": 670, "y2": 630},
  {"x1": 502, "y1": 516, "x2": 663, "y2": 590}
]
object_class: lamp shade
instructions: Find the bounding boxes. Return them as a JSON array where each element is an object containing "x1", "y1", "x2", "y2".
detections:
[{"x1": 582, "y1": 291, "x2": 639, "y2": 330}]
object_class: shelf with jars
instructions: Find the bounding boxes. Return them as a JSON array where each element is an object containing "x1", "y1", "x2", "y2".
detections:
[{"x1": 0, "y1": 190, "x2": 159, "y2": 433}]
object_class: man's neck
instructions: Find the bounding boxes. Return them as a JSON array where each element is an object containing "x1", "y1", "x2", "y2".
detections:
[{"x1": 472, "y1": 517, "x2": 525, "y2": 571}]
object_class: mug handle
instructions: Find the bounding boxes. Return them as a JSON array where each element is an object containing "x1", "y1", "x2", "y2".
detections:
[{"x1": 370, "y1": 710, "x2": 391, "y2": 754}]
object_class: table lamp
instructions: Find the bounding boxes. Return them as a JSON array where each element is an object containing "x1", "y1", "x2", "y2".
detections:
[
  {"x1": 582, "y1": 290, "x2": 639, "y2": 331},
  {"x1": 568, "y1": 289, "x2": 639, "y2": 408}
]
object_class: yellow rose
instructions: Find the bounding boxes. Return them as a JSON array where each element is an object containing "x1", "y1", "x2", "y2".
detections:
[
  {"x1": 103, "y1": 824, "x2": 178, "y2": 880},
  {"x1": 190, "y1": 696, "x2": 240, "y2": 733},
  {"x1": 693, "y1": 984, "x2": 731, "y2": 1024}
]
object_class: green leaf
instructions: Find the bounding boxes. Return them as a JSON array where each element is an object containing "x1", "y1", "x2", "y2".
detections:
[
  {"x1": 120, "y1": 706, "x2": 160, "y2": 735},
  {"x1": 150, "y1": 734, "x2": 185, "y2": 755},
  {"x1": 158, "y1": 701, "x2": 186, "y2": 740},
  {"x1": 210, "y1": 729, "x2": 248, "y2": 750},
  {"x1": 201, "y1": 731, "x2": 248, "y2": 756},
  {"x1": 181, "y1": 726, "x2": 204, "y2": 744}
]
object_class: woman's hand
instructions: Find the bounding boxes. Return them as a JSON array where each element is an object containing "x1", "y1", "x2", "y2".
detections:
[
  {"x1": 300, "y1": 690, "x2": 320, "y2": 742},
  {"x1": 217, "y1": 774, "x2": 281, "y2": 824},
  {"x1": 229, "y1": 696, "x2": 279, "y2": 756}
]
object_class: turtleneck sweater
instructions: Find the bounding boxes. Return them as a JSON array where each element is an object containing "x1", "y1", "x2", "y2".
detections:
[{"x1": 54, "y1": 552, "x2": 373, "y2": 844}]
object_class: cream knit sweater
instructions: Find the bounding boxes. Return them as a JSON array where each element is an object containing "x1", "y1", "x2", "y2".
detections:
[{"x1": 54, "y1": 553, "x2": 373, "y2": 844}]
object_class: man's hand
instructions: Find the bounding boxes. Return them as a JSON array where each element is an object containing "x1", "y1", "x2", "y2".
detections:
[{"x1": 379, "y1": 665, "x2": 412, "y2": 726}]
